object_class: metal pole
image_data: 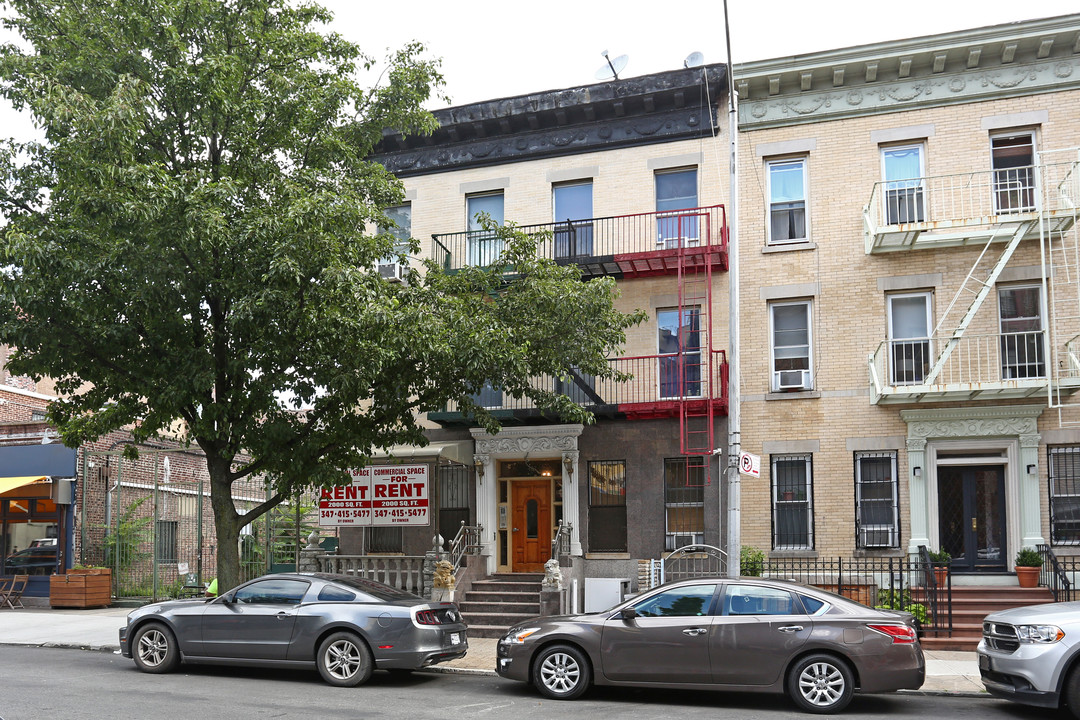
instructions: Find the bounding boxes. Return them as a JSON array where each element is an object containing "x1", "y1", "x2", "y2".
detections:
[{"x1": 723, "y1": 0, "x2": 742, "y2": 577}]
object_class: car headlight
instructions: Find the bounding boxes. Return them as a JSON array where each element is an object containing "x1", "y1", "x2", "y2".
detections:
[
  {"x1": 503, "y1": 627, "x2": 540, "y2": 644},
  {"x1": 1015, "y1": 624, "x2": 1065, "y2": 643}
]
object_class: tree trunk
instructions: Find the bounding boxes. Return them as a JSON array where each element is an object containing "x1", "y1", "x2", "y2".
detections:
[{"x1": 207, "y1": 455, "x2": 244, "y2": 594}]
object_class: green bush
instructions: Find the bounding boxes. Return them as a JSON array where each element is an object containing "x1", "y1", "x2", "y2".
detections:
[
  {"x1": 1015, "y1": 547, "x2": 1043, "y2": 567},
  {"x1": 927, "y1": 548, "x2": 951, "y2": 563},
  {"x1": 875, "y1": 588, "x2": 929, "y2": 626},
  {"x1": 740, "y1": 546, "x2": 765, "y2": 577}
]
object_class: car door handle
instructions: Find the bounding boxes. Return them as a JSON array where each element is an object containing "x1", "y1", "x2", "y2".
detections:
[
  {"x1": 778, "y1": 625, "x2": 804, "y2": 633},
  {"x1": 682, "y1": 627, "x2": 708, "y2": 636},
  {"x1": 276, "y1": 612, "x2": 291, "y2": 620}
]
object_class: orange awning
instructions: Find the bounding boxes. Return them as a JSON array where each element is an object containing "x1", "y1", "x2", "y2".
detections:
[{"x1": 0, "y1": 476, "x2": 48, "y2": 496}]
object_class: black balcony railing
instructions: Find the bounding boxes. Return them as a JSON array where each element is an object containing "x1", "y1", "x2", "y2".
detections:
[{"x1": 431, "y1": 205, "x2": 727, "y2": 275}]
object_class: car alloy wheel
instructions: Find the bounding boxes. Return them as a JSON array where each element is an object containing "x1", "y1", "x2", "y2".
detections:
[
  {"x1": 788, "y1": 653, "x2": 854, "y2": 714},
  {"x1": 132, "y1": 622, "x2": 180, "y2": 674},
  {"x1": 317, "y1": 631, "x2": 373, "y2": 687},
  {"x1": 533, "y1": 644, "x2": 591, "y2": 700}
]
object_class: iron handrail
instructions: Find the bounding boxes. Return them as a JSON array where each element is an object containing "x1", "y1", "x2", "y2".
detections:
[
  {"x1": 551, "y1": 520, "x2": 572, "y2": 561},
  {"x1": 1037, "y1": 544, "x2": 1071, "y2": 601},
  {"x1": 447, "y1": 521, "x2": 483, "y2": 576}
]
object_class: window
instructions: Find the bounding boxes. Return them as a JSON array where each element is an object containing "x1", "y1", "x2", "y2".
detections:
[
  {"x1": 156, "y1": 520, "x2": 178, "y2": 563},
  {"x1": 664, "y1": 457, "x2": 705, "y2": 550},
  {"x1": 1050, "y1": 446, "x2": 1080, "y2": 545},
  {"x1": 234, "y1": 578, "x2": 309, "y2": 605},
  {"x1": 855, "y1": 451, "x2": 899, "y2": 548},
  {"x1": 466, "y1": 192, "x2": 504, "y2": 266},
  {"x1": 367, "y1": 526, "x2": 402, "y2": 553},
  {"x1": 553, "y1": 181, "x2": 594, "y2": 257},
  {"x1": 633, "y1": 583, "x2": 716, "y2": 617},
  {"x1": 588, "y1": 461, "x2": 627, "y2": 553},
  {"x1": 770, "y1": 301, "x2": 811, "y2": 391},
  {"x1": 767, "y1": 158, "x2": 807, "y2": 243},
  {"x1": 772, "y1": 454, "x2": 813, "y2": 550},
  {"x1": 658, "y1": 307, "x2": 702, "y2": 399},
  {"x1": 437, "y1": 465, "x2": 471, "y2": 551},
  {"x1": 888, "y1": 293, "x2": 932, "y2": 385},
  {"x1": 723, "y1": 584, "x2": 798, "y2": 616},
  {"x1": 999, "y1": 285, "x2": 1045, "y2": 379},
  {"x1": 992, "y1": 132, "x2": 1035, "y2": 213},
  {"x1": 380, "y1": 204, "x2": 411, "y2": 243},
  {"x1": 882, "y1": 144, "x2": 925, "y2": 224},
  {"x1": 655, "y1": 168, "x2": 699, "y2": 247}
]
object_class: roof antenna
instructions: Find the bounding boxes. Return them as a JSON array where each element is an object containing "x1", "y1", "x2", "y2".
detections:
[
  {"x1": 596, "y1": 50, "x2": 629, "y2": 81},
  {"x1": 684, "y1": 51, "x2": 705, "y2": 69}
]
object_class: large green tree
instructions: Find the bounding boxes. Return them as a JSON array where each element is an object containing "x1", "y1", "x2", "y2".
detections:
[{"x1": 0, "y1": 0, "x2": 643, "y2": 591}]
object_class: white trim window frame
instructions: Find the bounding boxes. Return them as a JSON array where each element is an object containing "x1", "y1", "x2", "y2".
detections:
[
  {"x1": 887, "y1": 292, "x2": 933, "y2": 386},
  {"x1": 854, "y1": 451, "x2": 899, "y2": 549},
  {"x1": 990, "y1": 131, "x2": 1036, "y2": 214},
  {"x1": 657, "y1": 306, "x2": 703, "y2": 400},
  {"x1": 769, "y1": 300, "x2": 812, "y2": 392},
  {"x1": 466, "y1": 191, "x2": 505, "y2": 267},
  {"x1": 655, "y1": 167, "x2": 700, "y2": 248},
  {"x1": 881, "y1": 143, "x2": 926, "y2": 225},
  {"x1": 771, "y1": 454, "x2": 814, "y2": 550},
  {"x1": 998, "y1": 283, "x2": 1046, "y2": 379},
  {"x1": 766, "y1": 157, "x2": 808, "y2": 245}
]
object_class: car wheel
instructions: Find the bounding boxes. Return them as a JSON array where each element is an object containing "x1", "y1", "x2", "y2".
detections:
[
  {"x1": 317, "y1": 632, "x2": 373, "y2": 688},
  {"x1": 1065, "y1": 665, "x2": 1080, "y2": 718},
  {"x1": 532, "y1": 644, "x2": 591, "y2": 700},
  {"x1": 131, "y1": 622, "x2": 180, "y2": 674},
  {"x1": 786, "y1": 653, "x2": 854, "y2": 714}
]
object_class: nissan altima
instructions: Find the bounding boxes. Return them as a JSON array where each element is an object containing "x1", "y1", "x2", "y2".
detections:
[
  {"x1": 496, "y1": 577, "x2": 924, "y2": 714},
  {"x1": 119, "y1": 572, "x2": 467, "y2": 686}
]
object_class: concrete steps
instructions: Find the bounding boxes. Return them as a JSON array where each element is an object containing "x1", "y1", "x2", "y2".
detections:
[
  {"x1": 918, "y1": 584, "x2": 1054, "y2": 651},
  {"x1": 460, "y1": 573, "x2": 544, "y2": 639}
]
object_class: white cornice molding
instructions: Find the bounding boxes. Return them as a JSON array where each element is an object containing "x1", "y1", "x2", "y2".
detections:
[
  {"x1": 900, "y1": 405, "x2": 1044, "y2": 440},
  {"x1": 470, "y1": 424, "x2": 583, "y2": 455}
]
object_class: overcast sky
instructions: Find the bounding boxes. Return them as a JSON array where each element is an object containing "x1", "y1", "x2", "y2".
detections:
[{"x1": 1, "y1": 0, "x2": 1078, "y2": 140}]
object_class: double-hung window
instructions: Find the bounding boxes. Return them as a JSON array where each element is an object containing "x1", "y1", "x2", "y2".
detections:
[
  {"x1": 658, "y1": 307, "x2": 702, "y2": 399},
  {"x1": 665, "y1": 457, "x2": 705, "y2": 551},
  {"x1": 772, "y1": 454, "x2": 813, "y2": 550},
  {"x1": 887, "y1": 292, "x2": 932, "y2": 385},
  {"x1": 999, "y1": 284, "x2": 1045, "y2": 379},
  {"x1": 1049, "y1": 446, "x2": 1080, "y2": 545},
  {"x1": 770, "y1": 301, "x2": 811, "y2": 391},
  {"x1": 588, "y1": 460, "x2": 627, "y2": 553},
  {"x1": 882, "y1": 144, "x2": 926, "y2": 224},
  {"x1": 466, "y1": 192, "x2": 504, "y2": 266},
  {"x1": 655, "y1": 168, "x2": 699, "y2": 247},
  {"x1": 378, "y1": 204, "x2": 411, "y2": 280},
  {"x1": 767, "y1": 158, "x2": 807, "y2": 244},
  {"x1": 855, "y1": 452, "x2": 899, "y2": 548},
  {"x1": 553, "y1": 181, "x2": 594, "y2": 257},
  {"x1": 992, "y1": 132, "x2": 1035, "y2": 213}
]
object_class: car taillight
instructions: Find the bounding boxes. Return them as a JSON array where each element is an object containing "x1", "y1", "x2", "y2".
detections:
[
  {"x1": 415, "y1": 610, "x2": 443, "y2": 625},
  {"x1": 867, "y1": 624, "x2": 918, "y2": 644}
]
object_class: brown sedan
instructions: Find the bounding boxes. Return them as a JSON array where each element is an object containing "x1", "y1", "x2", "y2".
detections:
[{"x1": 496, "y1": 577, "x2": 924, "y2": 713}]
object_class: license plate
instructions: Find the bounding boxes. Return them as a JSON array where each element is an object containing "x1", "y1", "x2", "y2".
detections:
[
  {"x1": 978, "y1": 654, "x2": 991, "y2": 671},
  {"x1": 449, "y1": 632, "x2": 461, "y2": 645}
]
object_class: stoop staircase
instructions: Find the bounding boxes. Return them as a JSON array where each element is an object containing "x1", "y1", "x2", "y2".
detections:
[
  {"x1": 919, "y1": 585, "x2": 1055, "y2": 651},
  {"x1": 459, "y1": 573, "x2": 544, "y2": 639}
]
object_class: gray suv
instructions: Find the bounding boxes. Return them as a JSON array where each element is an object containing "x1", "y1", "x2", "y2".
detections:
[{"x1": 979, "y1": 601, "x2": 1080, "y2": 717}]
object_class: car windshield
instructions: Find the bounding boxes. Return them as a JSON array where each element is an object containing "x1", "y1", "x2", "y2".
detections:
[{"x1": 319, "y1": 575, "x2": 422, "y2": 602}]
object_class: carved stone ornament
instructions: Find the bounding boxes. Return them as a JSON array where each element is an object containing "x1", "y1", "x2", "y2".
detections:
[
  {"x1": 901, "y1": 405, "x2": 1043, "y2": 441},
  {"x1": 472, "y1": 424, "x2": 583, "y2": 456}
]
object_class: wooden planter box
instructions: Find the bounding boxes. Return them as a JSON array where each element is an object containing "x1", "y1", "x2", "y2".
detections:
[{"x1": 50, "y1": 569, "x2": 112, "y2": 608}]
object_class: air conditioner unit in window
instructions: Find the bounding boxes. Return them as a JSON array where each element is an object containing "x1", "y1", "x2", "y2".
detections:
[
  {"x1": 858, "y1": 526, "x2": 894, "y2": 548},
  {"x1": 376, "y1": 260, "x2": 407, "y2": 283},
  {"x1": 775, "y1": 369, "x2": 811, "y2": 391}
]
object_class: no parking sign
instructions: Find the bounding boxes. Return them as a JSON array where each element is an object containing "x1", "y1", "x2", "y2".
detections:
[{"x1": 739, "y1": 451, "x2": 760, "y2": 477}]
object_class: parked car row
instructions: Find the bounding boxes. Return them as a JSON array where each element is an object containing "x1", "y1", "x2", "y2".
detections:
[{"x1": 120, "y1": 573, "x2": 924, "y2": 714}]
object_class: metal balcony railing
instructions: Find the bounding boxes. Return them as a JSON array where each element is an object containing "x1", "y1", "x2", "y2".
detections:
[
  {"x1": 435, "y1": 350, "x2": 728, "y2": 417},
  {"x1": 431, "y1": 205, "x2": 727, "y2": 273},
  {"x1": 869, "y1": 331, "x2": 1052, "y2": 403},
  {"x1": 864, "y1": 162, "x2": 1080, "y2": 252}
]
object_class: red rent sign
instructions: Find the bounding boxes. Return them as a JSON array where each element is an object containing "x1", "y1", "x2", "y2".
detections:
[{"x1": 318, "y1": 465, "x2": 429, "y2": 527}]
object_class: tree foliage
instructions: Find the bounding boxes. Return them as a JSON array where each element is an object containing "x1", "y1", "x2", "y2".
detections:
[{"x1": 0, "y1": 0, "x2": 644, "y2": 591}]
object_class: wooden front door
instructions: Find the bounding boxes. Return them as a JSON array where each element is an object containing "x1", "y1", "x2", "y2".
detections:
[{"x1": 511, "y1": 480, "x2": 551, "y2": 572}]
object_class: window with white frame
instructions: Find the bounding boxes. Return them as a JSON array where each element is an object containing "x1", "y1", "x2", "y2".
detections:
[
  {"x1": 881, "y1": 144, "x2": 925, "y2": 224},
  {"x1": 999, "y1": 284, "x2": 1045, "y2": 379},
  {"x1": 378, "y1": 204, "x2": 411, "y2": 280},
  {"x1": 657, "y1": 307, "x2": 702, "y2": 399},
  {"x1": 767, "y1": 158, "x2": 807, "y2": 244},
  {"x1": 1049, "y1": 446, "x2": 1080, "y2": 546},
  {"x1": 855, "y1": 452, "x2": 899, "y2": 548},
  {"x1": 991, "y1": 132, "x2": 1035, "y2": 213},
  {"x1": 665, "y1": 457, "x2": 705, "y2": 551},
  {"x1": 770, "y1": 301, "x2": 812, "y2": 391},
  {"x1": 466, "y1": 192, "x2": 504, "y2": 266},
  {"x1": 887, "y1": 292, "x2": 932, "y2": 385},
  {"x1": 553, "y1": 181, "x2": 594, "y2": 258},
  {"x1": 772, "y1": 454, "x2": 813, "y2": 550},
  {"x1": 655, "y1": 168, "x2": 699, "y2": 247}
]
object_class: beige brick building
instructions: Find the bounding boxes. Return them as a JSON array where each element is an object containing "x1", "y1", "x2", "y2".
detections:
[{"x1": 734, "y1": 14, "x2": 1080, "y2": 581}]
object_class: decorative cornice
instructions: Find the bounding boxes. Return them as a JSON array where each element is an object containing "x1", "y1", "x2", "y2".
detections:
[
  {"x1": 470, "y1": 424, "x2": 583, "y2": 455},
  {"x1": 901, "y1": 405, "x2": 1044, "y2": 440}
]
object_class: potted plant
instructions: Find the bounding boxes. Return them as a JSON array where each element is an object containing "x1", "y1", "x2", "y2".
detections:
[
  {"x1": 927, "y1": 548, "x2": 951, "y2": 587},
  {"x1": 50, "y1": 564, "x2": 112, "y2": 608},
  {"x1": 1015, "y1": 547, "x2": 1043, "y2": 588}
]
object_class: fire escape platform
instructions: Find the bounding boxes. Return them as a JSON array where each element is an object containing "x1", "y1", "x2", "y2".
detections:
[
  {"x1": 871, "y1": 377, "x2": 1080, "y2": 405},
  {"x1": 866, "y1": 211, "x2": 1075, "y2": 254}
]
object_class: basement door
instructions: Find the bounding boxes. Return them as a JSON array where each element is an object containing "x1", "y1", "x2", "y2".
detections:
[{"x1": 937, "y1": 465, "x2": 1006, "y2": 572}]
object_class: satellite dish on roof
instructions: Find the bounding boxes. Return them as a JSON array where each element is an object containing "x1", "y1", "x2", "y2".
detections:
[
  {"x1": 684, "y1": 51, "x2": 705, "y2": 69},
  {"x1": 596, "y1": 50, "x2": 629, "y2": 81}
]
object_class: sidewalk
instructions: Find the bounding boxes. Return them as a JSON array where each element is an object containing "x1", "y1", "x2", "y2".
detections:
[{"x1": 0, "y1": 605, "x2": 984, "y2": 695}]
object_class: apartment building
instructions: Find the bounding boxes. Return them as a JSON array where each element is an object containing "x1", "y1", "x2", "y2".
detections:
[
  {"x1": 356, "y1": 65, "x2": 732, "y2": 593},
  {"x1": 734, "y1": 14, "x2": 1080, "y2": 579}
]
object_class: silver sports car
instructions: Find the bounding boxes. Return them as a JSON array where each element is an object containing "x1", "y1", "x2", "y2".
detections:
[{"x1": 119, "y1": 572, "x2": 468, "y2": 686}]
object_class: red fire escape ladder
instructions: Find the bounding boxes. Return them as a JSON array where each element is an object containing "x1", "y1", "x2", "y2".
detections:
[{"x1": 677, "y1": 210, "x2": 716, "y2": 476}]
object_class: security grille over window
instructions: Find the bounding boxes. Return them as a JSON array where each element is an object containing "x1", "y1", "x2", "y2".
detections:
[
  {"x1": 772, "y1": 454, "x2": 814, "y2": 550},
  {"x1": 1049, "y1": 446, "x2": 1080, "y2": 546},
  {"x1": 437, "y1": 465, "x2": 471, "y2": 551},
  {"x1": 665, "y1": 457, "x2": 705, "y2": 551},
  {"x1": 855, "y1": 451, "x2": 899, "y2": 548},
  {"x1": 588, "y1": 460, "x2": 627, "y2": 553}
]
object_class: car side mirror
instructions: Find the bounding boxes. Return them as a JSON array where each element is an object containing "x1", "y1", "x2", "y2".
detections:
[
  {"x1": 220, "y1": 592, "x2": 235, "y2": 604},
  {"x1": 619, "y1": 606, "x2": 639, "y2": 621}
]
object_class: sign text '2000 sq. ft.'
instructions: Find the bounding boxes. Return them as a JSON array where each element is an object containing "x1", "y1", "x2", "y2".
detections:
[{"x1": 318, "y1": 465, "x2": 429, "y2": 527}]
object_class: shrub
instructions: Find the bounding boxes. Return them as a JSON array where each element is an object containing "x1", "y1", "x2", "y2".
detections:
[
  {"x1": 740, "y1": 546, "x2": 765, "y2": 577},
  {"x1": 1015, "y1": 547, "x2": 1043, "y2": 567}
]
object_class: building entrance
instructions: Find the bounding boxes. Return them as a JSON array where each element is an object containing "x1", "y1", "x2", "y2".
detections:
[{"x1": 937, "y1": 465, "x2": 1006, "y2": 572}]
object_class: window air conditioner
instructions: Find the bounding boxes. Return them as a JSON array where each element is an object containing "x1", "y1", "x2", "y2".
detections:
[
  {"x1": 858, "y1": 526, "x2": 894, "y2": 549},
  {"x1": 775, "y1": 369, "x2": 811, "y2": 391},
  {"x1": 376, "y1": 260, "x2": 407, "y2": 283}
]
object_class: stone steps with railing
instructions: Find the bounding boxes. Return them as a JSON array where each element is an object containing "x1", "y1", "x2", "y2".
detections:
[{"x1": 460, "y1": 573, "x2": 545, "y2": 639}]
